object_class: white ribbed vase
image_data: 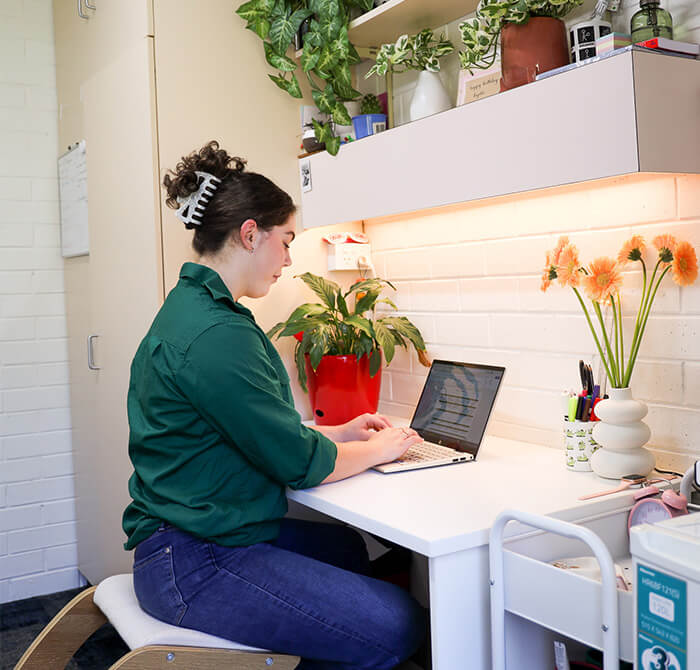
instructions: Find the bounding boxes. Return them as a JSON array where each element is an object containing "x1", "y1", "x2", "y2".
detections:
[
  {"x1": 409, "y1": 71, "x2": 453, "y2": 122},
  {"x1": 590, "y1": 387, "x2": 655, "y2": 480}
]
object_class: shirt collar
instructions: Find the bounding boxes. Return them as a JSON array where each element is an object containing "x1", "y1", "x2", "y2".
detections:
[{"x1": 179, "y1": 262, "x2": 254, "y2": 318}]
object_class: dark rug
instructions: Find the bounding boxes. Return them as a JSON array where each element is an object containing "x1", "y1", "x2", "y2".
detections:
[{"x1": 0, "y1": 587, "x2": 128, "y2": 669}]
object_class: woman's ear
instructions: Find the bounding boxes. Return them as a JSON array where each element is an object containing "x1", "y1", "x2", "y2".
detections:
[{"x1": 239, "y1": 219, "x2": 258, "y2": 252}]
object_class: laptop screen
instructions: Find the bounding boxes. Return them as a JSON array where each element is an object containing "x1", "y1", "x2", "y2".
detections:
[{"x1": 410, "y1": 360, "x2": 505, "y2": 456}]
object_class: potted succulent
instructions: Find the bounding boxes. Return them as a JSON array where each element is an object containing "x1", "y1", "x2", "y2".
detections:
[
  {"x1": 366, "y1": 29, "x2": 455, "y2": 122},
  {"x1": 351, "y1": 94, "x2": 387, "y2": 139},
  {"x1": 459, "y1": 0, "x2": 584, "y2": 90},
  {"x1": 267, "y1": 273, "x2": 430, "y2": 424},
  {"x1": 236, "y1": 0, "x2": 374, "y2": 156}
]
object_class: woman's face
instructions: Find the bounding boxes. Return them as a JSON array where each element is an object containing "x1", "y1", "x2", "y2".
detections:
[{"x1": 248, "y1": 215, "x2": 295, "y2": 298}]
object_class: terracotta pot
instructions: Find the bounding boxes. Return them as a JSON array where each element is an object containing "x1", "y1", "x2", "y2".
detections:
[
  {"x1": 306, "y1": 354, "x2": 382, "y2": 425},
  {"x1": 500, "y1": 17, "x2": 570, "y2": 91}
]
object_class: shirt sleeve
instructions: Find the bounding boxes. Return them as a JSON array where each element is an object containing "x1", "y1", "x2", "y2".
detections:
[{"x1": 177, "y1": 321, "x2": 337, "y2": 489}]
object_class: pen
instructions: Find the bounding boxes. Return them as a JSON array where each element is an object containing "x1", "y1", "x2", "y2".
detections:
[
  {"x1": 582, "y1": 395, "x2": 592, "y2": 421},
  {"x1": 575, "y1": 395, "x2": 585, "y2": 421},
  {"x1": 568, "y1": 396, "x2": 578, "y2": 422}
]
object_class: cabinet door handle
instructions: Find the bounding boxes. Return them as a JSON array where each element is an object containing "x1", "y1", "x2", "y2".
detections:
[
  {"x1": 85, "y1": 0, "x2": 96, "y2": 9},
  {"x1": 77, "y1": 0, "x2": 89, "y2": 19},
  {"x1": 87, "y1": 334, "x2": 101, "y2": 370}
]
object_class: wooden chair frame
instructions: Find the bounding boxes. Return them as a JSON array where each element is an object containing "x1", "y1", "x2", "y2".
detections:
[{"x1": 15, "y1": 586, "x2": 300, "y2": 670}]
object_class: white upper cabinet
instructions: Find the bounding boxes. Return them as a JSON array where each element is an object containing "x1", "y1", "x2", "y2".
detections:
[{"x1": 299, "y1": 50, "x2": 700, "y2": 229}]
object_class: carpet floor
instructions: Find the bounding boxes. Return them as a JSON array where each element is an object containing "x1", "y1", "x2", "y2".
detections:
[{"x1": 0, "y1": 587, "x2": 128, "y2": 669}]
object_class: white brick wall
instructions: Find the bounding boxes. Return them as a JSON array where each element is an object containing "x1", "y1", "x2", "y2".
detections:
[
  {"x1": 367, "y1": 173, "x2": 700, "y2": 470},
  {"x1": 0, "y1": 0, "x2": 81, "y2": 603}
]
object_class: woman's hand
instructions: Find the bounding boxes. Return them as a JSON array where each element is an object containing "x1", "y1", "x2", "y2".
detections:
[
  {"x1": 368, "y1": 426, "x2": 422, "y2": 464},
  {"x1": 337, "y1": 413, "x2": 393, "y2": 442}
]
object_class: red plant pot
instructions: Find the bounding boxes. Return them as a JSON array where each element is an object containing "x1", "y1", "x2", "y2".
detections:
[{"x1": 306, "y1": 354, "x2": 382, "y2": 425}]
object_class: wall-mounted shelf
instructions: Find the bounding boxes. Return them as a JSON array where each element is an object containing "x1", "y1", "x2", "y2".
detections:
[
  {"x1": 348, "y1": 0, "x2": 477, "y2": 47},
  {"x1": 299, "y1": 50, "x2": 700, "y2": 229}
]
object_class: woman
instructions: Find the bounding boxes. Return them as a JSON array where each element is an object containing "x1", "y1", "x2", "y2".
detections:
[{"x1": 122, "y1": 141, "x2": 426, "y2": 669}]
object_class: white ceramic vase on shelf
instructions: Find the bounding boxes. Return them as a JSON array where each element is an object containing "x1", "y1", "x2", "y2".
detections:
[
  {"x1": 409, "y1": 70, "x2": 453, "y2": 122},
  {"x1": 590, "y1": 387, "x2": 656, "y2": 480}
]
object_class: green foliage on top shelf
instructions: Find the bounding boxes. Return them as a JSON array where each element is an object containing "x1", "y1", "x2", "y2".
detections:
[
  {"x1": 459, "y1": 0, "x2": 584, "y2": 72},
  {"x1": 365, "y1": 29, "x2": 455, "y2": 79},
  {"x1": 267, "y1": 273, "x2": 430, "y2": 391},
  {"x1": 236, "y1": 0, "x2": 375, "y2": 156},
  {"x1": 360, "y1": 93, "x2": 382, "y2": 115}
]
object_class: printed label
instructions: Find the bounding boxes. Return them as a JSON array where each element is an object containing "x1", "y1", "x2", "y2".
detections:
[{"x1": 637, "y1": 564, "x2": 686, "y2": 670}]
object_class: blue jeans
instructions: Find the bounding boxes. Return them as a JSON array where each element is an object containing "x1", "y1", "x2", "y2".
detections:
[{"x1": 132, "y1": 519, "x2": 426, "y2": 669}]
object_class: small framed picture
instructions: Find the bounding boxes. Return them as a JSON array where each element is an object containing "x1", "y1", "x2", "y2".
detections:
[{"x1": 300, "y1": 159, "x2": 312, "y2": 193}]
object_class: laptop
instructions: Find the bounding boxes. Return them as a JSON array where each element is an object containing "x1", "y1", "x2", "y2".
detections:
[{"x1": 373, "y1": 360, "x2": 505, "y2": 474}]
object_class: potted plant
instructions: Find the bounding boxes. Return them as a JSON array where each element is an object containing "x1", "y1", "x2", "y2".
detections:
[
  {"x1": 236, "y1": 0, "x2": 374, "y2": 155},
  {"x1": 351, "y1": 94, "x2": 387, "y2": 140},
  {"x1": 459, "y1": 0, "x2": 584, "y2": 90},
  {"x1": 267, "y1": 273, "x2": 430, "y2": 424},
  {"x1": 366, "y1": 29, "x2": 455, "y2": 122},
  {"x1": 542, "y1": 234, "x2": 698, "y2": 479}
]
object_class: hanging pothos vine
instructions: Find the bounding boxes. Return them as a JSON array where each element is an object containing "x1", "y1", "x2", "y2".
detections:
[{"x1": 236, "y1": 0, "x2": 374, "y2": 155}]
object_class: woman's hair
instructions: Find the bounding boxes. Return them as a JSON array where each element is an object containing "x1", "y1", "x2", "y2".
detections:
[{"x1": 163, "y1": 141, "x2": 296, "y2": 256}]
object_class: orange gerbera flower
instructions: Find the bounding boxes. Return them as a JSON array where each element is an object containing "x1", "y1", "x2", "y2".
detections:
[
  {"x1": 583, "y1": 257, "x2": 623, "y2": 303},
  {"x1": 541, "y1": 250, "x2": 555, "y2": 292},
  {"x1": 653, "y1": 234, "x2": 677, "y2": 265},
  {"x1": 557, "y1": 243, "x2": 581, "y2": 287},
  {"x1": 552, "y1": 236, "x2": 569, "y2": 265},
  {"x1": 671, "y1": 241, "x2": 698, "y2": 287},
  {"x1": 617, "y1": 235, "x2": 646, "y2": 266}
]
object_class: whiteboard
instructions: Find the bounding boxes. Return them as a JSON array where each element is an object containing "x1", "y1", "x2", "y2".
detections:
[{"x1": 58, "y1": 140, "x2": 89, "y2": 257}]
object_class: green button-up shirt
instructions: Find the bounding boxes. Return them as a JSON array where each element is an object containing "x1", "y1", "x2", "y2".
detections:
[{"x1": 122, "y1": 262, "x2": 337, "y2": 550}]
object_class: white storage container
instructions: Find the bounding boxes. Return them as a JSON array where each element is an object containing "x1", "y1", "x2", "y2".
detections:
[{"x1": 631, "y1": 515, "x2": 700, "y2": 670}]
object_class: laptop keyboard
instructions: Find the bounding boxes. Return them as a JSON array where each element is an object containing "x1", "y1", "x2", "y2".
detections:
[{"x1": 396, "y1": 441, "x2": 461, "y2": 464}]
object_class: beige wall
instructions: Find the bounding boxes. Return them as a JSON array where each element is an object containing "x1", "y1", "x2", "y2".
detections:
[{"x1": 363, "y1": 173, "x2": 700, "y2": 472}]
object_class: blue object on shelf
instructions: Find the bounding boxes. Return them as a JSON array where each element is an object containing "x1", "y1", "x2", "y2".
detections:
[{"x1": 352, "y1": 114, "x2": 387, "y2": 139}]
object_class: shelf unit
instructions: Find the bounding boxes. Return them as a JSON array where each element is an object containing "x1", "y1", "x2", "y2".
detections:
[
  {"x1": 348, "y1": 0, "x2": 477, "y2": 47},
  {"x1": 298, "y1": 50, "x2": 700, "y2": 229}
]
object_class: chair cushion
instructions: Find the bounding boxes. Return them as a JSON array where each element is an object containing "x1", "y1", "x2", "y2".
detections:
[{"x1": 94, "y1": 574, "x2": 267, "y2": 653}]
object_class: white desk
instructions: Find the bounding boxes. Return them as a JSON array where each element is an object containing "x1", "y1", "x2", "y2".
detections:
[{"x1": 288, "y1": 435, "x2": 639, "y2": 670}]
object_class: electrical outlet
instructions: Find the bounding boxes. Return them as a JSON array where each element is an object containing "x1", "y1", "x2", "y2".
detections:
[{"x1": 328, "y1": 243, "x2": 371, "y2": 271}]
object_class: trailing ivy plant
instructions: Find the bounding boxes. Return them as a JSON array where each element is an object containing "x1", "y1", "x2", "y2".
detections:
[
  {"x1": 267, "y1": 273, "x2": 430, "y2": 391},
  {"x1": 459, "y1": 0, "x2": 583, "y2": 72},
  {"x1": 236, "y1": 0, "x2": 374, "y2": 155},
  {"x1": 366, "y1": 29, "x2": 455, "y2": 79}
]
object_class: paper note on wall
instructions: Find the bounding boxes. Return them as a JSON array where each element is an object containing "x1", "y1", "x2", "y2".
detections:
[{"x1": 58, "y1": 139, "x2": 89, "y2": 257}]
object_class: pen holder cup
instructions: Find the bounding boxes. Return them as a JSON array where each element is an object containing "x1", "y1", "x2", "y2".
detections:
[{"x1": 564, "y1": 420, "x2": 600, "y2": 472}]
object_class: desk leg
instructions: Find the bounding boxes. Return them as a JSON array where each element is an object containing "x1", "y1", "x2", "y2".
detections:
[{"x1": 428, "y1": 545, "x2": 490, "y2": 670}]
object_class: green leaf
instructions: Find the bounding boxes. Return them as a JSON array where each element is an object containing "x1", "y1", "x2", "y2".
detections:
[
  {"x1": 286, "y1": 302, "x2": 328, "y2": 322},
  {"x1": 297, "y1": 272, "x2": 339, "y2": 310},
  {"x1": 325, "y1": 135, "x2": 341, "y2": 156},
  {"x1": 236, "y1": 0, "x2": 270, "y2": 22},
  {"x1": 264, "y1": 41, "x2": 297, "y2": 72},
  {"x1": 336, "y1": 290, "x2": 349, "y2": 318},
  {"x1": 379, "y1": 316, "x2": 427, "y2": 351},
  {"x1": 279, "y1": 315, "x2": 328, "y2": 337},
  {"x1": 354, "y1": 289, "x2": 380, "y2": 314},
  {"x1": 345, "y1": 278, "x2": 395, "y2": 297},
  {"x1": 331, "y1": 101, "x2": 352, "y2": 126},
  {"x1": 309, "y1": 324, "x2": 332, "y2": 370},
  {"x1": 268, "y1": 73, "x2": 303, "y2": 98},
  {"x1": 343, "y1": 315, "x2": 374, "y2": 339},
  {"x1": 266, "y1": 320, "x2": 286, "y2": 339},
  {"x1": 315, "y1": 47, "x2": 340, "y2": 78},
  {"x1": 289, "y1": 8, "x2": 313, "y2": 32},
  {"x1": 301, "y1": 47, "x2": 320, "y2": 72},
  {"x1": 376, "y1": 297, "x2": 398, "y2": 311},
  {"x1": 269, "y1": 12, "x2": 296, "y2": 54},
  {"x1": 312, "y1": 85, "x2": 336, "y2": 113},
  {"x1": 369, "y1": 348, "x2": 382, "y2": 377},
  {"x1": 374, "y1": 320, "x2": 395, "y2": 364},
  {"x1": 295, "y1": 341, "x2": 308, "y2": 391}
]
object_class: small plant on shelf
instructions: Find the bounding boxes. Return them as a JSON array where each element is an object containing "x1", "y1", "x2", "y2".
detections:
[
  {"x1": 360, "y1": 93, "x2": 382, "y2": 115},
  {"x1": 459, "y1": 0, "x2": 584, "y2": 72},
  {"x1": 366, "y1": 28, "x2": 455, "y2": 78}
]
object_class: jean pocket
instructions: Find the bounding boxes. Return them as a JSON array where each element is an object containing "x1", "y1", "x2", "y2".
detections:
[{"x1": 133, "y1": 545, "x2": 187, "y2": 625}]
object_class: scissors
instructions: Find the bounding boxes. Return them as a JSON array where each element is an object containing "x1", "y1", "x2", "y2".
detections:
[{"x1": 578, "y1": 360, "x2": 594, "y2": 395}]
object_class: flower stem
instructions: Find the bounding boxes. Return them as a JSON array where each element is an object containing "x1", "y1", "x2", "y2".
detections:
[
  {"x1": 610, "y1": 294, "x2": 620, "y2": 382},
  {"x1": 572, "y1": 288, "x2": 616, "y2": 387},
  {"x1": 623, "y1": 264, "x2": 671, "y2": 386},
  {"x1": 617, "y1": 294, "x2": 624, "y2": 382},
  {"x1": 593, "y1": 301, "x2": 619, "y2": 387}
]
